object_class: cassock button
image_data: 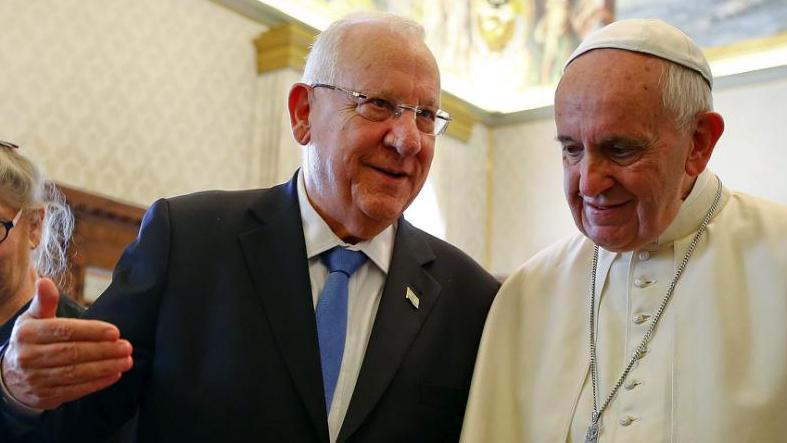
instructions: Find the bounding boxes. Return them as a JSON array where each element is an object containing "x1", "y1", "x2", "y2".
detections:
[
  {"x1": 624, "y1": 379, "x2": 642, "y2": 390},
  {"x1": 632, "y1": 313, "x2": 651, "y2": 324},
  {"x1": 619, "y1": 416, "x2": 636, "y2": 426},
  {"x1": 634, "y1": 277, "x2": 656, "y2": 288},
  {"x1": 638, "y1": 250, "x2": 651, "y2": 261}
]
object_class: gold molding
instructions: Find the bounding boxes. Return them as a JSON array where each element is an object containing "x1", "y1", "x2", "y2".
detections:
[
  {"x1": 254, "y1": 22, "x2": 317, "y2": 74},
  {"x1": 441, "y1": 92, "x2": 481, "y2": 143},
  {"x1": 705, "y1": 31, "x2": 787, "y2": 61}
]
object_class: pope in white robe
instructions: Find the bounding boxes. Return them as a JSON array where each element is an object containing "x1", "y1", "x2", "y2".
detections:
[{"x1": 461, "y1": 19, "x2": 787, "y2": 443}]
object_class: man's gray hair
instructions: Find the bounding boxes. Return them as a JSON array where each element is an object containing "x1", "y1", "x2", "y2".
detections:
[
  {"x1": 661, "y1": 61, "x2": 714, "y2": 132},
  {"x1": 0, "y1": 147, "x2": 74, "y2": 288},
  {"x1": 302, "y1": 11, "x2": 426, "y2": 85}
]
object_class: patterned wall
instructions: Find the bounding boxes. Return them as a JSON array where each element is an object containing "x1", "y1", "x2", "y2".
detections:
[
  {"x1": 0, "y1": 0, "x2": 265, "y2": 207},
  {"x1": 422, "y1": 124, "x2": 490, "y2": 265},
  {"x1": 488, "y1": 117, "x2": 576, "y2": 276}
]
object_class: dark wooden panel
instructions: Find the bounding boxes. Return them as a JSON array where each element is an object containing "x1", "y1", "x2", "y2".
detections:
[{"x1": 58, "y1": 185, "x2": 145, "y2": 306}]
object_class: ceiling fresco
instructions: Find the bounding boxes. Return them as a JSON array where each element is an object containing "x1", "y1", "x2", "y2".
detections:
[{"x1": 256, "y1": 0, "x2": 787, "y2": 112}]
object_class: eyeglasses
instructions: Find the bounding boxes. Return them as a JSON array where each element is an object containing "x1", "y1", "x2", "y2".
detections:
[
  {"x1": 311, "y1": 83, "x2": 452, "y2": 136},
  {"x1": 0, "y1": 210, "x2": 23, "y2": 245},
  {"x1": 0, "y1": 140, "x2": 19, "y2": 150}
]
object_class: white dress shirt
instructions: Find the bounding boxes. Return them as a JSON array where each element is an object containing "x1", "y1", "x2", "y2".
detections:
[{"x1": 296, "y1": 171, "x2": 395, "y2": 443}]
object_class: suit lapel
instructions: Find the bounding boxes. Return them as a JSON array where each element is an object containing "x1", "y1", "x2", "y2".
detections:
[
  {"x1": 239, "y1": 177, "x2": 329, "y2": 442},
  {"x1": 337, "y1": 220, "x2": 441, "y2": 442}
]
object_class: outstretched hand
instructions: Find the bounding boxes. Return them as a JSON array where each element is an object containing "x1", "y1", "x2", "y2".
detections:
[{"x1": 1, "y1": 278, "x2": 133, "y2": 410}]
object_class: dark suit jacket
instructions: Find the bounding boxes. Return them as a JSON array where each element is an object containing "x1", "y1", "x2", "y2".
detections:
[{"x1": 35, "y1": 175, "x2": 499, "y2": 442}]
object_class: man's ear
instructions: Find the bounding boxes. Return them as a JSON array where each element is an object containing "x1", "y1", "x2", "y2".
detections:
[
  {"x1": 685, "y1": 111, "x2": 724, "y2": 177},
  {"x1": 288, "y1": 83, "x2": 312, "y2": 146}
]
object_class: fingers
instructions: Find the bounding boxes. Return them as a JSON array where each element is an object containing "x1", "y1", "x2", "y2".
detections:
[
  {"x1": 2, "y1": 341, "x2": 133, "y2": 410},
  {"x1": 13, "y1": 318, "x2": 121, "y2": 344},
  {"x1": 8, "y1": 356, "x2": 132, "y2": 389},
  {"x1": 2, "y1": 312, "x2": 131, "y2": 410},
  {"x1": 14, "y1": 340, "x2": 132, "y2": 369},
  {"x1": 4, "y1": 370, "x2": 127, "y2": 411},
  {"x1": 27, "y1": 278, "x2": 60, "y2": 319}
]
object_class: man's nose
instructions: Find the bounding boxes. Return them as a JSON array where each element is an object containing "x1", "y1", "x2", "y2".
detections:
[
  {"x1": 578, "y1": 153, "x2": 615, "y2": 197},
  {"x1": 385, "y1": 109, "x2": 422, "y2": 156}
]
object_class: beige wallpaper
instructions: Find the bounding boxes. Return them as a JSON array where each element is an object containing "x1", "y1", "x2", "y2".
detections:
[
  {"x1": 0, "y1": 0, "x2": 265, "y2": 207},
  {"x1": 488, "y1": 117, "x2": 575, "y2": 276},
  {"x1": 250, "y1": 68, "x2": 305, "y2": 188},
  {"x1": 422, "y1": 123, "x2": 490, "y2": 266}
]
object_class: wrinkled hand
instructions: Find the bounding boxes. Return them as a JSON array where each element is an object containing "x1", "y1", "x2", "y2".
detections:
[{"x1": 1, "y1": 278, "x2": 133, "y2": 410}]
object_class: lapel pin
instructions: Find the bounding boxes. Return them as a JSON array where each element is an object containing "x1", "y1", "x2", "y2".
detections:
[{"x1": 405, "y1": 287, "x2": 420, "y2": 309}]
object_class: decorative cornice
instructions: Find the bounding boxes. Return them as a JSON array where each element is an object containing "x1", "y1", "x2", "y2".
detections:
[
  {"x1": 441, "y1": 91, "x2": 482, "y2": 142},
  {"x1": 705, "y1": 31, "x2": 787, "y2": 61},
  {"x1": 254, "y1": 22, "x2": 317, "y2": 74}
]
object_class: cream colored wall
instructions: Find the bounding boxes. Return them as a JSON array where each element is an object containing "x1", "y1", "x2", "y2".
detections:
[
  {"x1": 710, "y1": 73, "x2": 787, "y2": 203},
  {"x1": 0, "y1": 0, "x2": 265, "y2": 207},
  {"x1": 488, "y1": 72, "x2": 787, "y2": 276},
  {"x1": 250, "y1": 68, "x2": 305, "y2": 188},
  {"x1": 488, "y1": 115, "x2": 574, "y2": 276},
  {"x1": 424, "y1": 124, "x2": 490, "y2": 265}
]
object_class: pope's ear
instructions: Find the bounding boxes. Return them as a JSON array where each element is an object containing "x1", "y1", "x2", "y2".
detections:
[
  {"x1": 288, "y1": 83, "x2": 312, "y2": 145},
  {"x1": 685, "y1": 111, "x2": 724, "y2": 177}
]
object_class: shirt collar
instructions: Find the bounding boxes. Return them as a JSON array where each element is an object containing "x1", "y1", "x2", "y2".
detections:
[
  {"x1": 654, "y1": 168, "x2": 720, "y2": 247},
  {"x1": 297, "y1": 170, "x2": 394, "y2": 274}
]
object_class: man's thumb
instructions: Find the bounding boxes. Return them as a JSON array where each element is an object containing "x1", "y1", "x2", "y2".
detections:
[{"x1": 28, "y1": 278, "x2": 60, "y2": 319}]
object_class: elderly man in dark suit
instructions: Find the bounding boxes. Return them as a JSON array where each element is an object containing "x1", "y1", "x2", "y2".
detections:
[{"x1": 0, "y1": 11, "x2": 498, "y2": 443}]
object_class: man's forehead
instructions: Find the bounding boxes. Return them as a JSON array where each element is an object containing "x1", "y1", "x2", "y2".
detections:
[
  {"x1": 558, "y1": 49, "x2": 664, "y2": 97},
  {"x1": 334, "y1": 29, "x2": 440, "y2": 102}
]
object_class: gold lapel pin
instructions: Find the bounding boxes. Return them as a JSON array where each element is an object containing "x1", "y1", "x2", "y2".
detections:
[{"x1": 405, "y1": 287, "x2": 420, "y2": 309}]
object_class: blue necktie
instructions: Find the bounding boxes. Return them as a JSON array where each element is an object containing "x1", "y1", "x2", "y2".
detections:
[{"x1": 316, "y1": 247, "x2": 367, "y2": 412}]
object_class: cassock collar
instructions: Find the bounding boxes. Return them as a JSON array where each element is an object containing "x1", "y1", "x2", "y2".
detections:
[{"x1": 654, "y1": 168, "x2": 721, "y2": 248}]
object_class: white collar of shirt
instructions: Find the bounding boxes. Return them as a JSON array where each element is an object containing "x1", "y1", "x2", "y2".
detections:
[
  {"x1": 297, "y1": 170, "x2": 394, "y2": 274},
  {"x1": 655, "y1": 168, "x2": 722, "y2": 247}
]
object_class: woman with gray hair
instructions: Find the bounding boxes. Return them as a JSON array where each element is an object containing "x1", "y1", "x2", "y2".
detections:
[{"x1": 0, "y1": 140, "x2": 81, "y2": 344}]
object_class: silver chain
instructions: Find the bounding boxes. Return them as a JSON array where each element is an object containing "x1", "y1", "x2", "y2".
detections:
[{"x1": 589, "y1": 177, "x2": 723, "y2": 428}]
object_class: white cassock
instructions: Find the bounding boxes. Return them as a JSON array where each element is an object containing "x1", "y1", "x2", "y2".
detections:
[{"x1": 461, "y1": 170, "x2": 787, "y2": 442}]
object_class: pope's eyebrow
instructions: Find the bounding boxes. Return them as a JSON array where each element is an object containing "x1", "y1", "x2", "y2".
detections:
[
  {"x1": 599, "y1": 136, "x2": 648, "y2": 149},
  {"x1": 556, "y1": 135, "x2": 575, "y2": 144}
]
